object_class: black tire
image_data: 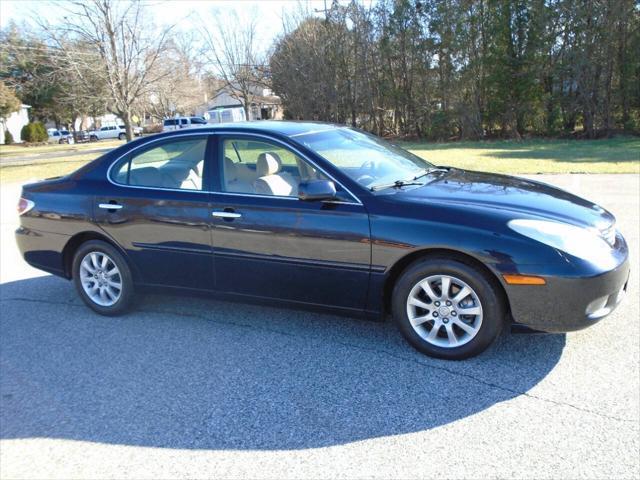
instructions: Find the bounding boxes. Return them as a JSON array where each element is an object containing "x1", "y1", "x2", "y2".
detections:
[
  {"x1": 72, "y1": 240, "x2": 134, "y2": 316},
  {"x1": 90, "y1": 135, "x2": 97, "y2": 142},
  {"x1": 391, "y1": 257, "x2": 505, "y2": 360},
  {"x1": 118, "y1": 133, "x2": 126, "y2": 140}
]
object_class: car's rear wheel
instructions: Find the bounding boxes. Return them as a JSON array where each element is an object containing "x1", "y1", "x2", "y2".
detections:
[
  {"x1": 392, "y1": 258, "x2": 505, "y2": 360},
  {"x1": 72, "y1": 240, "x2": 134, "y2": 315}
]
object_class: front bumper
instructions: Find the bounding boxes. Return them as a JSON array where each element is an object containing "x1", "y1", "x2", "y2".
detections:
[{"x1": 507, "y1": 257, "x2": 630, "y2": 333}]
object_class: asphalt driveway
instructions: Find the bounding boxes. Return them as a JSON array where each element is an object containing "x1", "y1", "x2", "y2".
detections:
[{"x1": 0, "y1": 174, "x2": 638, "y2": 479}]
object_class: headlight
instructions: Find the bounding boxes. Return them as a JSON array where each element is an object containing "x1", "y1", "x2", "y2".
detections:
[{"x1": 508, "y1": 219, "x2": 615, "y2": 264}]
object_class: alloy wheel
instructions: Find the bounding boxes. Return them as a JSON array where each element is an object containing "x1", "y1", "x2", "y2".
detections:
[
  {"x1": 406, "y1": 274, "x2": 483, "y2": 348},
  {"x1": 79, "y1": 251, "x2": 122, "y2": 307}
]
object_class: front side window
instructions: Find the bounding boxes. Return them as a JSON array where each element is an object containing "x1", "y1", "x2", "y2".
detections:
[
  {"x1": 112, "y1": 137, "x2": 207, "y2": 191},
  {"x1": 221, "y1": 138, "x2": 335, "y2": 198},
  {"x1": 293, "y1": 127, "x2": 434, "y2": 190}
]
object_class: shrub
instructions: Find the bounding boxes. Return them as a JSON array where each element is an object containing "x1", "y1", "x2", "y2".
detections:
[
  {"x1": 142, "y1": 123, "x2": 162, "y2": 134},
  {"x1": 4, "y1": 129, "x2": 13, "y2": 144},
  {"x1": 20, "y1": 122, "x2": 48, "y2": 143}
]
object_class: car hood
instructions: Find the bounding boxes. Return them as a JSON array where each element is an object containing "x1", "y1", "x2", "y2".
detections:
[{"x1": 394, "y1": 169, "x2": 615, "y2": 229}]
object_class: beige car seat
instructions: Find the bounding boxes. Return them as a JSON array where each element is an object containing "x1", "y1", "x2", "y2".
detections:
[
  {"x1": 253, "y1": 152, "x2": 298, "y2": 196},
  {"x1": 224, "y1": 157, "x2": 254, "y2": 193}
]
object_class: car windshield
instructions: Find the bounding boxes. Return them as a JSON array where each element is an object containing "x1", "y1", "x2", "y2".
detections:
[{"x1": 293, "y1": 127, "x2": 434, "y2": 189}]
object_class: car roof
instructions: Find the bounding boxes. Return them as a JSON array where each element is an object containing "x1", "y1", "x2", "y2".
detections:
[{"x1": 162, "y1": 121, "x2": 343, "y2": 138}]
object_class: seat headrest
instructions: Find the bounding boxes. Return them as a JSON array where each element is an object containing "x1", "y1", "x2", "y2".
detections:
[
  {"x1": 224, "y1": 156, "x2": 238, "y2": 180},
  {"x1": 257, "y1": 152, "x2": 282, "y2": 177}
]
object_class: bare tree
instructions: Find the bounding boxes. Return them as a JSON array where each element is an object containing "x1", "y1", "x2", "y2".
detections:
[
  {"x1": 140, "y1": 32, "x2": 205, "y2": 121},
  {"x1": 39, "y1": 0, "x2": 174, "y2": 140},
  {"x1": 200, "y1": 9, "x2": 268, "y2": 120}
]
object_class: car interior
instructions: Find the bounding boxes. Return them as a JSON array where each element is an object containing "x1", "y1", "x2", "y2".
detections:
[
  {"x1": 222, "y1": 139, "x2": 329, "y2": 197},
  {"x1": 113, "y1": 137, "x2": 342, "y2": 198},
  {"x1": 114, "y1": 139, "x2": 207, "y2": 191}
]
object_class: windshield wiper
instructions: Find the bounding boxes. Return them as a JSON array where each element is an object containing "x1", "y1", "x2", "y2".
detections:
[
  {"x1": 370, "y1": 167, "x2": 450, "y2": 192},
  {"x1": 412, "y1": 166, "x2": 450, "y2": 181},
  {"x1": 370, "y1": 179, "x2": 424, "y2": 191}
]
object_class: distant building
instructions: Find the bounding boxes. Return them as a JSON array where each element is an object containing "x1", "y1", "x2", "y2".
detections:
[
  {"x1": 196, "y1": 85, "x2": 283, "y2": 121},
  {"x1": 0, "y1": 104, "x2": 31, "y2": 144}
]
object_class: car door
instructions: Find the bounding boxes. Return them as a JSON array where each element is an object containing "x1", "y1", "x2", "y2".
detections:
[
  {"x1": 93, "y1": 134, "x2": 215, "y2": 291},
  {"x1": 209, "y1": 134, "x2": 371, "y2": 311}
]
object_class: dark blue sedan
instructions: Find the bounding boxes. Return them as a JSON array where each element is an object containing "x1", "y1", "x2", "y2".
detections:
[{"x1": 15, "y1": 122, "x2": 630, "y2": 359}]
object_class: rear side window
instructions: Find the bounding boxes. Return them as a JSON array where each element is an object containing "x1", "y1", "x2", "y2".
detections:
[
  {"x1": 111, "y1": 138, "x2": 208, "y2": 191},
  {"x1": 163, "y1": 119, "x2": 176, "y2": 126}
]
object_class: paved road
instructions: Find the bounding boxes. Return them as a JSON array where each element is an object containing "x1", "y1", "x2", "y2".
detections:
[
  {"x1": 0, "y1": 145, "x2": 117, "y2": 166},
  {"x1": 0, "y1": 175, "x2": 638, "y2": 479}
]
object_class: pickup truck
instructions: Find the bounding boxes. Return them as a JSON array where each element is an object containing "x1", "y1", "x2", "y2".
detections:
[{"x1": 89, "y1": 125, "x2": 143, "y2": 141}]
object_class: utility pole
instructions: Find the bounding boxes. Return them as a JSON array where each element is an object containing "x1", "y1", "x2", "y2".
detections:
[{"x1": 314, "y1": 0, "x2": 330, "y2": 18}]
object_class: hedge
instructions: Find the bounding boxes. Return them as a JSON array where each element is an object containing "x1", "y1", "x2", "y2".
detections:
[{"x1": 20, "y1": 122, "x2": 48, "y2": 143}]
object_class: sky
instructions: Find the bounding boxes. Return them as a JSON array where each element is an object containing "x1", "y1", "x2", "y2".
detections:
[{"x1": 0, "y1": 0, "x2": 333, "y2": 50}]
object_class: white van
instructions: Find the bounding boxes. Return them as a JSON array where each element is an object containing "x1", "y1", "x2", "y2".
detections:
[
  {"x1": 162, "y1": 116, "x2": 208, "y2": 132},
  {"x1": 206, "y1": 107, "x2": 246, "y2": 124}
]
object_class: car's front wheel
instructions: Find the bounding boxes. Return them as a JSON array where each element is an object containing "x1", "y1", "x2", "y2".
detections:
[
  {"x1": 392, "y1": 258, "x2": 505, "y2": 360},
  {"x1": 118, "y1": 133, "x2": 126, "y2": 140},
  {"x1": 72, "y1": 240, "x2": 134, "y2": 315}
]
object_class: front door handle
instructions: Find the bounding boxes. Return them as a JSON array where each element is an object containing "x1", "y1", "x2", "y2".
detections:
[
  {"x1": 212, "y1": 211, "x2": 241, "y2": 219},
  {"x1": 98, "y1": 203, "x2": 123, "y2": 210}
]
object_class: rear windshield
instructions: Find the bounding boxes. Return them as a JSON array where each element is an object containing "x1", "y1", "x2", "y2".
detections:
[{"x1": 190, "y1": 117, "x2": 207, "y2": 124}]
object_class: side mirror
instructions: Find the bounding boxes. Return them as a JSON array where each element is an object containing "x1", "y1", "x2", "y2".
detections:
[{"x1": 298, "y1": 180, "x2": 337, "y2": 201}]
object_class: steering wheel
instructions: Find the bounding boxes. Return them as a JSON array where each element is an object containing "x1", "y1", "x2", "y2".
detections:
[{"x1": 356, "y1": 159, "x2": 378, "y2": 185}]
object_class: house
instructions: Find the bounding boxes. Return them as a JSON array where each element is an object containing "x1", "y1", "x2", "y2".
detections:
[
  {"x1": 0, "y1": 104, "x2": 31, "y2": 144},
  {"x1": 195, "y1": 85, "x2": 283, "y2": 121}
]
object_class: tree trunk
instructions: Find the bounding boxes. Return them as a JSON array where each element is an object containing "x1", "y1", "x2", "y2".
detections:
[{"x1": 120, "y1": 108, "x2": 134, "y2": 142}]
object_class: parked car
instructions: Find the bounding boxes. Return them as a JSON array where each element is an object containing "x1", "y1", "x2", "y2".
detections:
[
  {"x1": 118, "y1": 124, "x2": 143, "y2": 137},
  {"x1": 162, "y1": 116, "x2": 208, "y2": 132},
  {"x1": 89, "y1": 125, "x2": 126, "y2": 141},
  {"x1": 73, "y1": 130, "x2": 91, "y2": 143},
  {"x1": 15, "y1": 122, "x2": 629, "y2": 359},
  {"x1": 47, "y1": 129, "x2": 74, "y2": 144}
]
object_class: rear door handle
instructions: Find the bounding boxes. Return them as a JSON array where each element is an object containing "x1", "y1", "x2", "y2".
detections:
[
  {"x1": 212, "y1": 211, "x2": 241, "y2": 219},
  {"x1": 98, "y1": 203, "x2": 123, "y2": 210}
]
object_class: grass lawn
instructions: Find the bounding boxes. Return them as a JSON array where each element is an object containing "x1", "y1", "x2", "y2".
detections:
[
  {"x1": 0, "y1": 136, "x2": 638, "y2": 184},
  {"x1": 400, "y1": 136, "x2": 639, "y2": 174},
  {"x1": 0, "y1": 139, "x2": 124, "y2": 157},
  {"x1": 0, "y1": 155, "x2": 97, "y2": 184}
]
